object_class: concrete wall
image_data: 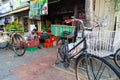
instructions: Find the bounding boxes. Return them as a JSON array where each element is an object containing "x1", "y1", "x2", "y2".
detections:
[
  {"x1": 0, "y1": 0, "x2": 10, "y2": 4},
  {"x1": 94, "y1": 0, "x2": 115, "y2": 30}
]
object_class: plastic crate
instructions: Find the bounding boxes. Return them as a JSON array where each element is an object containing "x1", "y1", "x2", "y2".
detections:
[
  {"x1": 51, "y1": 25, "x2": 75, "y2": 37},
  {"x1": 26, "y1": 46, "x2": 38, "y2": 52}
]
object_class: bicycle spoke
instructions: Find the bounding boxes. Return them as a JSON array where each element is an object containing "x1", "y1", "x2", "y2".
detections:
[
  {"x1": 12, "y1": 34, "x2": 26, "y2": 56},
  {"x1": 98, "y1": 66, "x2": 106, "y2": 80},
  {"x1": 94, "y1": 61, "x2": 104, "y2": 80},
  {"x1": 89, "y1": 58, "x2": 96, "y2": 79},
  {"x1": 76, "y1": 55, "x2": 119, "y2": 80}
]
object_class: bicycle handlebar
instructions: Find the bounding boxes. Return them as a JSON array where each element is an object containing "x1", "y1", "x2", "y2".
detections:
[
  {"x1": 65, "y1": 19, "x2": 92, "y2": 31},
  {"x1": 65, "y1": 18, "x2": 101, "y2": 31}
]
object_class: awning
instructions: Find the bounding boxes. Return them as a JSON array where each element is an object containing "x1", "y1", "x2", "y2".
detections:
[
  {"x1": 10, "y1": 6, "x2": 30, "y2": 14},
  {"x1": 0, "y1": 13, "x2": 10, "y2": 18}
]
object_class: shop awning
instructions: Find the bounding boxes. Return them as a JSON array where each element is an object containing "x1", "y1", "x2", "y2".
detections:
[
  {"x1": 0, "y1": 13, "x2": 10, "y2": 18},
  {"x1": 10, "y1": 6, "x2": 30, "y2": 14}
]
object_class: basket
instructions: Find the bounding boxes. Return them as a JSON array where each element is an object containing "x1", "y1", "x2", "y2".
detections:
[{"x1": 86, "y1": 30, "x2": 120, "y2": 57}]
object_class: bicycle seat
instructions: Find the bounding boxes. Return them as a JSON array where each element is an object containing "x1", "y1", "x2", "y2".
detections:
[{"x1": 63, "y1": 31, "x2": 71, "y2": 36}]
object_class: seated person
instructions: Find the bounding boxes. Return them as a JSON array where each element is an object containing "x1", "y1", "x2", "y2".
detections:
[{"x1": 26, "y1": 29, "x2": 41, "y2": 49}]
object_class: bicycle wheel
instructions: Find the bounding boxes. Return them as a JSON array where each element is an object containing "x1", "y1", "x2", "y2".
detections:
[
  {"x1": 12, "y1": 33, "x2": 26, "y2": 56},
  {"x1": 76, "y1": 54, "x2": 120, "y2": 80},
  {"x1": 56, "y1": 38, "x2": 66, "y2": 63},
  {"x1": 114, "y1": 49, "x2": 120, "y2": 69}
]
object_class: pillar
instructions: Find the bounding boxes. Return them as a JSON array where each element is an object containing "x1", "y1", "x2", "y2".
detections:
[
  {"x1": 37, "y1": 21, "x2": 42, "y2": 31},
  {"x1": 85, "y1": 0, "x2": 94, "y2": 27}
]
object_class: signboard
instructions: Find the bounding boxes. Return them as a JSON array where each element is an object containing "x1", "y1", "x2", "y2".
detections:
[
  {"x1": 13, "y1": 0, "x2": 29, "y2": 10},
  {"x1": 20, "y1": 0, "x2": 30, "y2": 7},
  {"x1": 13, "y1": 0, "x2": 21, "y2": 10},
  {"x1": 30, "y1": 0, "x2": 48, "y2": 17},
  {"x1": 0, "y1": 3, "x2": 11, "y2": 14}
]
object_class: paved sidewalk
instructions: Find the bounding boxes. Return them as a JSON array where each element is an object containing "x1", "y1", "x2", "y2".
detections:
[
  {"x1": 0, "y1": 47, "x2": 76, "y2": 80},
  {"x1": 12, "y1": 50, "x2": 75, "y2": 80}
]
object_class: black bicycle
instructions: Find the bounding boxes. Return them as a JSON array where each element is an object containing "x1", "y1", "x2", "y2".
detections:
[
  {"x1": 114, "y1": 49, "x2": 120, "y2": 69},
  {"x1": 56, "y1": 19, "x2": 120, "y2": 80}
]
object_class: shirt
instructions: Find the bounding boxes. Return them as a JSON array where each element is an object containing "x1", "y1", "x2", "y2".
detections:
[{"x1": 27, "y1": 31, "x2": 37, "y2": 40}]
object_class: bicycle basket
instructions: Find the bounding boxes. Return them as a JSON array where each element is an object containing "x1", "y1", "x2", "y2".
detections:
[{"x1": 86, "y1": 30, "x2": 120, "y2": 57}]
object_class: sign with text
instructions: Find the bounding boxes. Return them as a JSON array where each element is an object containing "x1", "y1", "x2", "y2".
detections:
[{"x1": 30, "y1": 0, "x2": 48, "y2": 17}]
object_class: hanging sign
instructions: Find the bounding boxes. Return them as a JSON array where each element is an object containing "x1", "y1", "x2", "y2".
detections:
[{"x1": 30, "y1": 0, "x2": 48, "y2": 17}]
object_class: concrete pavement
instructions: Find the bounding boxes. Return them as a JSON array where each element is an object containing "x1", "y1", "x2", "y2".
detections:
[{"x1": 0, "y1": 47, "x2": 75, "y2": 80}]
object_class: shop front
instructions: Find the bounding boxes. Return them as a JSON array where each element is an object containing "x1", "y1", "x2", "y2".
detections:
[
  {"x1": 0, "y1": 2, "x2": 13, "y2": 26},
  {"x1": 9, "y1": 0, "x2": 30, "y2": 32},
  {"x1": 43, "y1": 0, "x2": 85, "y2": 26},
  {"x1": 38, "y1": 0, "x2": 85, "y2": 43},
  {"x1": 12, "y1": 10, "x2": 30, "y2": 32}
]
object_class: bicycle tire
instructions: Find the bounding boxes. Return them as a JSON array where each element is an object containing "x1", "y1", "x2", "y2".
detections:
[
  {"x1": 76, "y1": 54, "x2": 120, "y2": 80},
  {"x1": 12, "y1": 33, "x2": 26, "y2": 56},
  {"x1": 56, "y1": 37, "x2": 69, "y2": 64},
  {"x1": 114, "y1": 49, "x2": 120, "y2": 69},
  {"x1": 56, "y1": 38, "x2": 66, "y2": 47}
]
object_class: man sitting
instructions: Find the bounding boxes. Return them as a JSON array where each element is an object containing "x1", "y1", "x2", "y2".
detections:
[{"x1": 26, "y1": 29, "x2": 41, "y2": 49}]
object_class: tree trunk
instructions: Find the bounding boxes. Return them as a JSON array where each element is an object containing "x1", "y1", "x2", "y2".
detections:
[{"x1": 85, "y1": 0, "x2": 93, "y2": 27}]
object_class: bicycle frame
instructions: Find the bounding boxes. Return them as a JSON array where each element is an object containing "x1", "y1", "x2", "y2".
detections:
[
  {"x1": 68, "y1": 37, "x2": 87, "y2": 59},
  {"x1": 64, "y1": 19, "x2": 88, "y2": 61}
]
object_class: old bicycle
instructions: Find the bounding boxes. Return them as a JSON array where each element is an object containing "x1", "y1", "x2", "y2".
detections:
[
  {"x1": 0, "y1": 30, "x2": 26, "y2": 56},
  {"x1": 55, "y1": 19, "x2": 120, "y2": 80},
  {"x1": 114, "y1": 48, "x2": 120, "y2": 68}
]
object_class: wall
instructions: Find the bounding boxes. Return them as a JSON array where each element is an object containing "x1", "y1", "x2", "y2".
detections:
[
  {"x1": 37, "y1": 21, "x2": 42, "y2": 31},
  {"x1": 94, "y1": 0, "x2": 115, "y2": 30},
  {"x1": 0, "y1": 0, "x2": 12, "y2": 14},
  {"x1": 0, "y1": 0, "x2": 10, "y2": 4}
]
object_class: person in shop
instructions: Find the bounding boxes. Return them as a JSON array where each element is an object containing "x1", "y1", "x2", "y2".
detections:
[{"x1": 26, "y1": 29, "x2": 42, "y2": 49}]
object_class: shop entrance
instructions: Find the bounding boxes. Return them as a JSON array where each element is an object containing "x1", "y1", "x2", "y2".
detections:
[
  {"x1": 41, "y1": 0, "x2": 85, "y2": 27},
  {"x1": 40, "y1": 0, "x2": 85, "y2": 45}
]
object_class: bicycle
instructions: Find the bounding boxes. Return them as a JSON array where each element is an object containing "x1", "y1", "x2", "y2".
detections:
[
  {"x1": 0, "y1": 30, "x2": 26, "y2": 56},
  {"x1": 114, "y1": 49, "x2": 120, "y2": 69},
  {"x1": 55, "y1": 19, "x2": 120, "y2": 80}
]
